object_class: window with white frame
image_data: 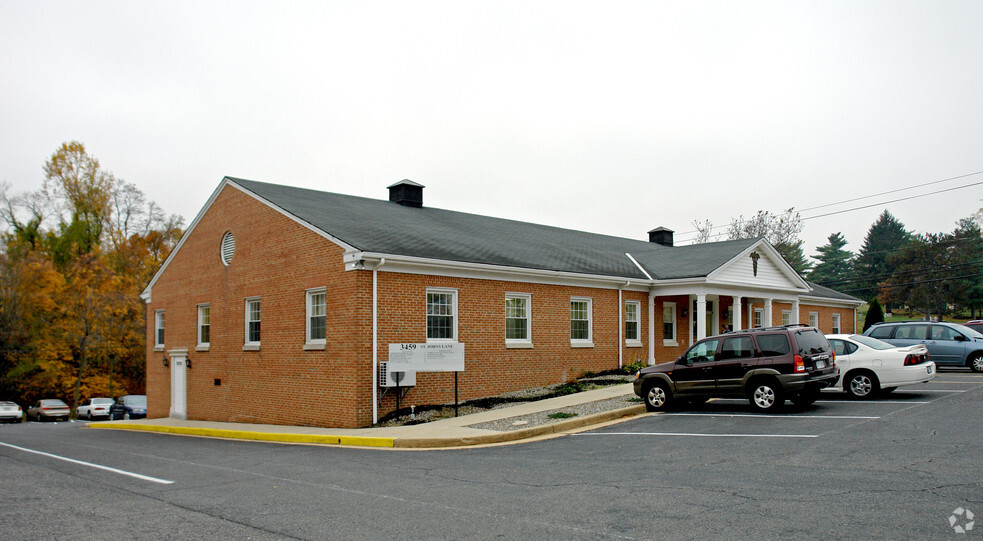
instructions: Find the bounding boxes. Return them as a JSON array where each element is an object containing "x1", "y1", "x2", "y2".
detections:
[
  {"x1": 505, "y1": 293, "x2": 531, "y2": 344},
  {"x1": 753, "y1": 308, "x2": 764, "y2": 328},
  {"x1": 832, "y1": 313, "x2": 841, "y2": 334},
  {"x1": 663, "y1": 302, "x2": 677, "y2": 345},
  {"x1": 197, "y1": 304, "x2": 210, "y2": 347},
  {"x1": 625, "y1": 301, "x2": 640, "y2": 343},
  {"x1": 782, "y1": 310, "x2": 791, "y2": 326},
  {"x1": 154, "y1": 310, "x2": 165, "y2": 350},
  {"x1": 306, "y1": 288, "x2": 327, "y2": 344},
  {"x1": 809, "y1": 312, "x2": 819, "y2": 328},
  {"x1": 427, "y1": 289, "x2": 457, "y2": 341},
  {"x1": 570, "y1": 297, "x2": 592, "y2": 344},
  {"x1": 245, "y1": 298, "x2": 261, "y2": 347}
]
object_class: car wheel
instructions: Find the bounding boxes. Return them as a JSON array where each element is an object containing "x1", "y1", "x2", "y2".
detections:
[
  {"x1": 845, "y1": 371, "x2": 878, "y2": 399},
  {"x1": 791, "y1": 387, "x2": 820, "y2": 407},
  {"x1": 969, "y1": 354, "x2": 983, "y2": 373},
  {"x1": 643, "y1": 381, "x2": 672, "y2": 412},
  {"x1": 748, "y1": 379, "x2": 783, "y2": 413}
]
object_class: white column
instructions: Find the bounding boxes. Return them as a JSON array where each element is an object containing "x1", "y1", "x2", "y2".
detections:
[
  {"x1": 791, "y1": 299, "x2": 800, "y2": 324},
  {"x1": 648, "y1": 292, "x2": 656, "y2": 365},
  {"x1": 732, "y1": 296, "x2": 743, "y2": 331},
  {"x1": 764, "y1": 298, "x2": 773, "y2": 327},
  {"x1": 696, "y1": 294, "x2": 707, "y2": 340}
]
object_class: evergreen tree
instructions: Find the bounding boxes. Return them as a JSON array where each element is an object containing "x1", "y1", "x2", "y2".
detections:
[
  {"x1": 863, "y1": 297, "x2": 884, "y2": 331},
  {"x1": 854, "y1": 210, "x2": 911, "y2": 295},
  {"x1": 809, "y1": 232, "x2": 853, "y2": 286},
  {"x1": 952, "y1": 218, "x2": 983, "y2": 317}
]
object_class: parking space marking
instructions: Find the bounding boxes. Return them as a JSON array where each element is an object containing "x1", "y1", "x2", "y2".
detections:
[
  {"x1": 662, "y1": 413, "x2": 880, "y2": 419},
  {"x1": 578, "y1": 432, "x2": 819, "y2": 438},
  {"x1": 895, "y1": 389, "x2": 967, "y2": 393},
  {"x1": 0, "y1": 441, "x2": 174, "y2": 484},
  {"x1": 814, "y1": 400, "x2": 930, "y2": 404}
]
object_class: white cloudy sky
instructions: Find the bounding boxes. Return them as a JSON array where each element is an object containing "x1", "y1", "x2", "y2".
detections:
[{"x1": 2, "y1": 1, "x2": 982, "y2": 258}]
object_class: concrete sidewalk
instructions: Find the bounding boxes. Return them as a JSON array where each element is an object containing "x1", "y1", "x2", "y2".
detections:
[{"x1": 88, "y1": 383, "x2": 647, "y2": 449}]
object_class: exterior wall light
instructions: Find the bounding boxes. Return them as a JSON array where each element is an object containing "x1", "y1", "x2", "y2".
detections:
[{"x1": 162, "y1": 356, "x2": 169, "y2": 368}]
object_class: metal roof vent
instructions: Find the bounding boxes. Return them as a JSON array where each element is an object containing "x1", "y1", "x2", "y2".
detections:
[
  {"x1": 648, "y1": 227, "x2": 674, "y2": 247},
  {"x1": 388, "y1": 179, "x2": 425, "y2": 208}
]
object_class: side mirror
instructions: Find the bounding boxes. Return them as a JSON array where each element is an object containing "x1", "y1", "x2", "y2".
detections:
[{"x1": 955, "y1": 334, "x2": 969, "y2": 342}]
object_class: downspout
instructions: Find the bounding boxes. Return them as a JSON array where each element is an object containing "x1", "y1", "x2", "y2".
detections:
[{"x1": 372, "y1": 258, "x2": 386, "y2": 425}]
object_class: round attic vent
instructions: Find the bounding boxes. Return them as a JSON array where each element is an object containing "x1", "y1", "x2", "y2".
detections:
[{"x1": 220, "y1": 232, "x2": 235, "y2": 265}]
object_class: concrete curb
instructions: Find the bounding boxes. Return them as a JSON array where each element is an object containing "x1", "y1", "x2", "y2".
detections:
[
  {"x1": 87, "y1": 404, "x2": 647, "y2": 449},
  {"x1": 393, "y1": 404, "x2": 647, "y2": 448},
  {"x1": 89, "y1": 423, "x2": 396, "y2": 448}
]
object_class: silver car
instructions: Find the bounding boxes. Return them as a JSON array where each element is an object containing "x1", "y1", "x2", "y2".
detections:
[{"x1": 28, "y1": 399, "x2": 70, "y2": 422}]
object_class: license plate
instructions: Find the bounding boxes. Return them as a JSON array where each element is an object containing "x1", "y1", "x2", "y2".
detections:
[
  {"x1": 927, "y1": 365, "x2": 934, "y2": 374},
  {"x1": 815, "y1": 360, "x2": 826, "y2": 369}
]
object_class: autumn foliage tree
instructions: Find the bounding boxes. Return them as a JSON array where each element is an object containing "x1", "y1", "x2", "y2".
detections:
[{"x1": 0, "y1": 141, "x2": 182, "y2": 412}]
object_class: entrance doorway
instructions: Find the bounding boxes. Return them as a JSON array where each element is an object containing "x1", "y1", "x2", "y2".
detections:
[{"x1": 168, "y1": 348, "x2": 188, "y2": 419}]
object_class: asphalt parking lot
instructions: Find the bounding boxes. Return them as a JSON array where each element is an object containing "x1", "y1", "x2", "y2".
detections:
[{"x1": 581, "y1": 368, "x2": 980, "y2": 441}]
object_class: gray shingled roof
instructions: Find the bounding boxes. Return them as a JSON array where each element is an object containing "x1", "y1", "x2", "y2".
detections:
[
  {"x1": 229, "y1": 177, "x2": 779, "y2": 281},
  {"x1": 804, "y1": 281, "x2": 863, "y2": 302}
]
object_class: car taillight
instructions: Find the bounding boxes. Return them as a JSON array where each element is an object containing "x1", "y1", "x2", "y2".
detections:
[
  {"x1": 794, "y1": 354, "x2": 806, "y2": 373},
  {"x1": 904, "y1": 354, "x2": 926, "y2": 366},
  {"x1": 831, "y1": 351, "x2": 836, "y2": 366}
]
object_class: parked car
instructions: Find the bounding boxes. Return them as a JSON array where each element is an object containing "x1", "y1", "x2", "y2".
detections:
[
  {"x1": 0, "y1": 401, "x2": 23, "y2": 423},
  {"x1": 825, "y1": 334, "x2": 935, "y2": 398},
  {"x1": 109, "y1": 395, "x2": 147, "y2": 420},
  {"x1": 963, "y1": 320, "x2": 983, "y2": 334},
  {"x1": 28, "y1": 399, "x2": 70, "y2": 422},
  {"x1": 634, "y1": 325, "x2": 839, "y2": 412},
  {"x1": 863, "y1": 321, "x2": 983, "y2": 372},
  {"x1": 76, "y1": 397, "x2": 115, "y2": 420}
]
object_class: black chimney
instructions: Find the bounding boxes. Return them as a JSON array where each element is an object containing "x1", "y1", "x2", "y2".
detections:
[
  {"x1": 388, "y1": 179, "x2": 424, "y2": 208},
  {"x1": 648, "y1": 227, "x2": 674, "y2": 247}
]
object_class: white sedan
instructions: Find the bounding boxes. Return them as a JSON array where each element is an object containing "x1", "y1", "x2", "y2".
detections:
[
  {"x1": 77, "y1": 397, "x2": 115, "y2": 420},
  {"x1": 826, "y1": 334, "x2": 936, "y2": 398}
]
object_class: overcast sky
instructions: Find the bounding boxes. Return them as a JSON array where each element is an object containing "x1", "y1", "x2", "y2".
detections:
[{"x1": 2, "y1": 1, "x2": 982, "y2": 260}]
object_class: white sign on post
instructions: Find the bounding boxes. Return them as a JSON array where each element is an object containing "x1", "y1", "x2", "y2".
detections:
[{"x1": 387, "y1": 343, "x2": 465, "y2": 372}]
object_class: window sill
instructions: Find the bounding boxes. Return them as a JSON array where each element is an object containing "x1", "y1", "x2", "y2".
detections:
[
  {"x1": 154, "y1": 345, "x2": 165, "y2": 352},
  {"x1": 570, "y1": 341, "x2": 594, "y2": 348},
  {"x1": 243, "y1": 344, "x2": 260, "y2": 351},
  {"x1": 506, "y1": 341, "x2": 533, "y2": 349},
  {"x1": 304, "y1": 342, "x2": 326, "y2": 351},
  {"x1": 663, "y1": 340, "x2": 679, "y2": 347},
  {"x1": 625, "y1": 340, "x2": 643, "y2": 348},
  {"x1": 196, "y1": 344, "x2": 210, "y2": 352}
]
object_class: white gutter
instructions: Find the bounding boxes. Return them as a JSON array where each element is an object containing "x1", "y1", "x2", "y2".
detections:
[
  {"x1": 625, "y1": 252, "x2": 654, "y2": 281},
  {"x1": 372, "y1": 258, "x2": 386, "y2": 424}
]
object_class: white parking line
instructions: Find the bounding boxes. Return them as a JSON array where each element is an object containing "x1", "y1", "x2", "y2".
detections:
[
  {"x1": 577, "y1": 432, "x2": 819, "y2": 438},
  {"x1": 815, "y1": 400, "x2": 930, "y2": 405},
  {"x1": 894, "y1": 389, "x2": 966, "y2": 393},
  {"x1": 0, "y1": 441, "x2": 174, "y2": 484},
  {"x1": 662, "y1": 413, "x2": 879, "y2": 419}
]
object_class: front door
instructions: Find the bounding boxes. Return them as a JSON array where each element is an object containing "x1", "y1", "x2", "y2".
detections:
[{"x1": 169, "y1": 348, "x2": 188, "y2": 419}]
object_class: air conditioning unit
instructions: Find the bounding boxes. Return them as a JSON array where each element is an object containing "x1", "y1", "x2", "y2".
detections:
[{"x1": 379, "y1": 362, "x2": 416, "y2": 387}]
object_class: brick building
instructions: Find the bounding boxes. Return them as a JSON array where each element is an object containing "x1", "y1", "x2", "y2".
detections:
[{"x1": 141, "y1": 177, "x2": 862, "y2": 428}]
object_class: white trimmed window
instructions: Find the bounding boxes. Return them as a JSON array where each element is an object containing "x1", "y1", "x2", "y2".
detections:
[
  {"x1": 753, "y1": 308, "x2": 764, "y2": 328},
  {"x1": 832, "y1": 313, "x2": 842, "y2": 334},
  {"x1": 306, "y1": 288, "x2": 327, "y2": 345},
  {"x1": 809, "y1": 312, "x2": 819, "y2": 328},
  {"x1": 427, "y1": 289, "x2": 457, "y2": 341},
  {"x1": 154, "y1": 310, "x2": 165, "y2": 350},
  {"x1": 663, "y1": 302, "x2": 677, "y2": 346},
  {"x1": 505, "y1": 293, "x2": 531, "y2": 345},
  {"x1": 197, "y1": 304, "x2": 210, "y2": 349},
  {"x1": 245, "y1": 297, "x2": 261, "y2": 348},
  {"x1": 625, "y1": 301, "x2": 641, "y2": 344},
  {"x1": 781, "y1": 310, "x2": 791, "y2": 326},
  {"x1": 570, "y1": 297, "x2": 593, "y2": 345}
]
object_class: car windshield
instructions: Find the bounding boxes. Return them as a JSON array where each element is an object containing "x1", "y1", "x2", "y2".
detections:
[
  {"x1": 126, "y1": 396, "x2": 147, "y2": 406},
  {"x1": 41, "y1": 400, "x2": 67, "y2": 407},
  {"x1": 848, "y1": 334, "x2": 895, "y2": 350},
  {"x1": 92, "y1": 398, "x2": 114, "y2": 405},
  {"x1": 952, "y1": 324, "x2": 983, "y2": 339}
]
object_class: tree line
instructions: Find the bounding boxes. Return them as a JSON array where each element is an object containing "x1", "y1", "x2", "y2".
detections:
[
  {"x1": 0, "y1": 142, "x2": 182, "y2": 411},
  {"x1": 694, "y1": 207, "x2": 983, "y2": 320}
]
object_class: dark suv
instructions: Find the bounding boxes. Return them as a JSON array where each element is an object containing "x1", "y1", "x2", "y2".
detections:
[
  {"x1": 863, "y1": 321, "x2": 983, "y2": 372},
  {"x1": 633, "y1": 325, "x2": 839, "y2": 413}
]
